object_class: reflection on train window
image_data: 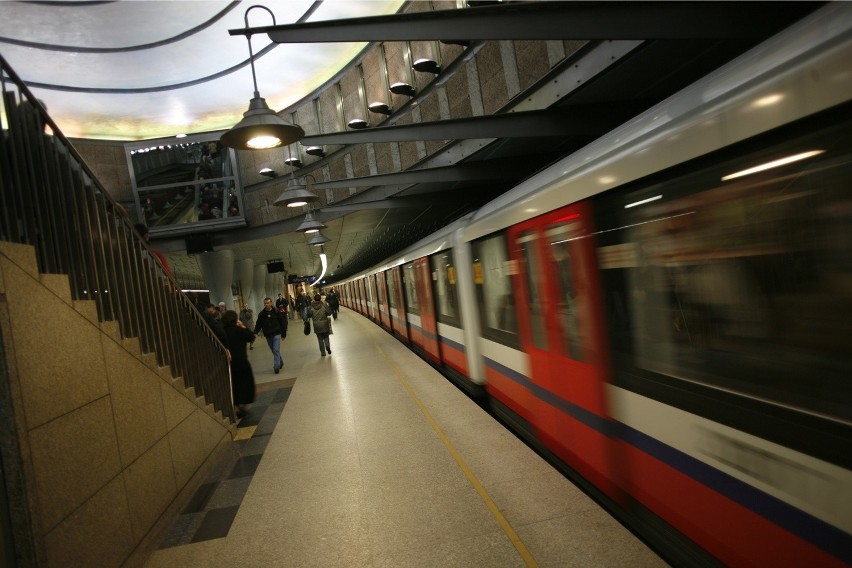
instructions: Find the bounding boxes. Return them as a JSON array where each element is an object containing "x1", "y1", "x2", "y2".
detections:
[
  {"x1": 403, "y1": 262, "x2": 419, "y2": 314},
  {"x1": 599, "y1": 117, "x2": 852, "y2": 421},
  {"x1": 546, "y1": 222, "x2": 587, "y2": 361},
  {"x1": 431, "y1": 251, "x2": 460, "y2": 323},
  {"x1": 472, "y1": 233, "x2": 519, "y2": 346},
  {"x1": 518, "y1": 232, "x2": 547, "y2": 350}
]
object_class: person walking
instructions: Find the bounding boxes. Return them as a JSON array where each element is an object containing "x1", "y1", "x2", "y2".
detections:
[
  {"x1": 326, "y1": 287, "x2": 340, "y2": 320},
  {"x1": 295, "y1": 290, "x2": 310, "y2": 321},
  {"x1": 275, "y1": 292, "x2": 287, "y2": 311},
  {"x1": 202, "y1": 303, "x2": 227, "y2": 344},
  {"x1": 239, "y1": 303, "x2": 255, "y2": 350},
  {"x1": 309, "y1": 293, "x2": 334, "y2": 356},
  {"x1": 221, "y1": 310, "x2": 255, "y2": 419},
  {"x1": 253, "y1": 297, "x2": 287, "y2": 373}
]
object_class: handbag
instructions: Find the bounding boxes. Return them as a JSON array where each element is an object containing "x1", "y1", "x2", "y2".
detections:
[{"x1": 303, "y1": 319, "x2": 311, "y2": 335}]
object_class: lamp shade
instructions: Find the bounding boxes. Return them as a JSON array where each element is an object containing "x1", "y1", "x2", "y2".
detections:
[
  {"x1": 368, "y1": 102, "x2": 392, "y2": 116},
  {"x1": 220, "y1": 97, "x2": 305, "y2": 150},
  {"x1": 308, "y1": 233, "x2": 330, "y2": 246},
  {"x1": 305, "y1": 146, "x2": 326, "y2": 157},
  {"x1": 389, "y1": 82, "x2": 416, "y2": 97},
  {"x1": 413, "y1": 58, "x2": 441, "y2": 74},
  {"x1": 296, "y1": 211, "x2": 327, "y2": 233},
  {"x1": 273, "y1": 179, "x2": 319, "y2": 208}
]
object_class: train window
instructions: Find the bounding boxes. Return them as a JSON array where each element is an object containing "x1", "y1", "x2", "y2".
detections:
[
  {"x1": 403, "y1": 262, "x2": 419, "y2": 314},
  {"x1": 472, "y1": 233, "x2": 520, "y2": 347},
  {"x1": 597, "y1": 111, "x2": 852, "y2": 422},
  {"x1": 518, "y1": 231, "x2": 547, "y2": 350},
  {"x1": 546, "y1": 222, "x2": 588, "y2": 361},
  {"x1": 431, "y1": 251, "x2": 460, "y2": 324}
]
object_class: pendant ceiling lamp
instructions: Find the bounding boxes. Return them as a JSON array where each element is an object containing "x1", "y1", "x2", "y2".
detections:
[
  {"x1": 273, "y1": 178, "x2": 319, "y2": 208},
  {"x1": 308, "y1": 233, "x2": 330, "y2": 246},
  {"x1": 220, "y1": 6, "x2": 304, "y2": 150},
  {"x1": 296, "y1": 211, "x2": 327, "y2": 233}
]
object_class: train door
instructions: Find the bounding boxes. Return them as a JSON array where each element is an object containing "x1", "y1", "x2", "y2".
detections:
[
  {"x1": 359, "y1": 276, "x2": 376, "y2": 319},
  {"x1": 377, "y1": 271, "x2": 392, "y2": 331},
  {"x1": 367, "y1": 273, "x2": 378, "y2": 320},
  {"x1": 388, "y1": 266, "x2": 409, "y2": 342},
  {"x1": 354, "y1": 280, "x2": 361, "y2": 313},
  {"x1": 361, "y1": 277, "x2": 370, "y2": 317},
  {"x1": 414, "y1": 257, "x2": 441, "y2": 364},
  {"x1": 509, "y1": 203, "x2": 617, "y2": 496}
]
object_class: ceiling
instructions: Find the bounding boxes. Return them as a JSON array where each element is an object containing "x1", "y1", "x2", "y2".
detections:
[
  {"x1": 0, "y1": 0, "x2": 404, "y2": 140},
  {"x1": 0, "y1": 1, "x2": 823, "y2": 288}
]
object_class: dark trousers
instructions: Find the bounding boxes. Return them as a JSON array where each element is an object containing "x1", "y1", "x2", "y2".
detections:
[{"x1": 316, "y1": 333, "x2": 331, "y2": 355}]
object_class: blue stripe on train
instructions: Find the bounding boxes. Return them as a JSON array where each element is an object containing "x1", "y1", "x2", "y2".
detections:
[{"x1": 483, "y1": 356, "x2": 851, "y2": 563}]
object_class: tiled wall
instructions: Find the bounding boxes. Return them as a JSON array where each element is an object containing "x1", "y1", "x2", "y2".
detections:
[
  {"x1": 70, "y1": 4, "x2": 585, "y2": 234},
  {"x1": 0, "y1": 242, "x2": 234, "y2": 567}
]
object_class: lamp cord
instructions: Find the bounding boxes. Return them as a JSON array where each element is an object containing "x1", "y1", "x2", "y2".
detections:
[{"x1": 243, "y1": 5, "x2": 277, "y2": 98}]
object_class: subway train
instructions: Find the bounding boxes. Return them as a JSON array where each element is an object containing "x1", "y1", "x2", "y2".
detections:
[{"x1": 331, "y1": 5, "x2": 852, "y2": 566}]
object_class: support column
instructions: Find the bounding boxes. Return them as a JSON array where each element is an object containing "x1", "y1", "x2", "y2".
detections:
[
  {"x1": 266, "y1": 272, "x2": 277, "y2": 302},
  {"x1": 197, "y1": 249, "x2": 234, "y2": 307},
  {"x1": 252, "y1": 264, "x2": 267, "y2": 312},
  {"x1": 235, "y1": 258, "x2": 254, "y2": 308}
]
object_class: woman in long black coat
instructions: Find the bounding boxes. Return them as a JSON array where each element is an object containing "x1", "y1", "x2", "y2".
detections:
[{"x1": 221, "y1": 310, "x2": 256, "y2": 418}]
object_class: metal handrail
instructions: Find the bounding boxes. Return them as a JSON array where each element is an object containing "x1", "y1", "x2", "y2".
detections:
[{"x1": 0, "y1": 53, "x2": 235, "y2": 423}]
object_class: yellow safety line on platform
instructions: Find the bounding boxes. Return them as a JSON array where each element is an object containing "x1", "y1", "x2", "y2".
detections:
[{"x1": 373, "y1": 340, "x2": 539, "y2": 568}]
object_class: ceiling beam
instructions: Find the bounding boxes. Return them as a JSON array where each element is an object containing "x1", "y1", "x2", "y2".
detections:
[
  {"x1": 231, "y1": 2, "x2": 818, "y2": 42},
  {"x1": 312, "y1": 160, "x2": 529, "y2": 189},
  {"x1": 321, "y1": 198, "x2": 436, "y2": 212},
  {"x1": 300, "y1": 104, "x2": 645, "y2": 145}
]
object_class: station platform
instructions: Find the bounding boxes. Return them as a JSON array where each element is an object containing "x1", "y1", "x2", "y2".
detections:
[{"x1": 144, "y1": 308, "x2": 667, "y2": 567}]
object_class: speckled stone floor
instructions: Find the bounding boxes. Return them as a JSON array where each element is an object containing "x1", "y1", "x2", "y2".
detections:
[{"x1": 157, "y1": 380, "x2": 294, "y2": 548}]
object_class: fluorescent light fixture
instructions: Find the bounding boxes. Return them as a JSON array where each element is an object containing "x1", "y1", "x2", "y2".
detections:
[
  {"x1": 751, "y1": 93, "x2": 783, "y2": 108},
  {"x1": 722, "y1": 150, "x2": 824, "y2": 181},
  {"x1": 317, "y1": 252, "x2": 328, "y2": 283},
  {"x1": 625, "y1": 195, "x2": 662, "y2": 209}
]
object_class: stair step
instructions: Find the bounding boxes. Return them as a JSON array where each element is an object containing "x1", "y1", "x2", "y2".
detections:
[
  {"x1": 73, "y1": 299, "x2": 99, "y2": 324},
  {"x1": 0, "y1": 241, "x2": 39, "y2": 278},
  {"x1": 40, "y1": 273, "x2": 72, "y2": 303}
]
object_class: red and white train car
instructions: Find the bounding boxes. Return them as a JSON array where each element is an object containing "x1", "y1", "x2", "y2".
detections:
[{"x1": 336, "y1": 5, "x2": 852, "y2": 565}]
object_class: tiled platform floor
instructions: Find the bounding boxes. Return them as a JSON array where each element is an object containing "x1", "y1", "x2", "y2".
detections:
[
  {"x1": 158, "y1": 380, "x2": 294, "y2": 548},
  {"x1": 145, "y1": 310, "x2": 667, "y2": 567}
]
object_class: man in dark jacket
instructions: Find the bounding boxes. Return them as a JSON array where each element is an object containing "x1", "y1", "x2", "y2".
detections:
[
  {"x1": 253, "y1": 296, "x2": 288, "y2": 373},
  {"x1": 326, "y1": 288, "x2": 340, "y2": 320}
]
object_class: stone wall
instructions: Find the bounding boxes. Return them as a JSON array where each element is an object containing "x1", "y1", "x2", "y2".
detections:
[{"x1": 0, "y1": 242, "x2": 234, "y2": 567}]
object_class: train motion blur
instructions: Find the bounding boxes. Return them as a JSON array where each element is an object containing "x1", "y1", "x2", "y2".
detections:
[{"x1": 331, "y1": 5, "x2": 851, "y2": 566}]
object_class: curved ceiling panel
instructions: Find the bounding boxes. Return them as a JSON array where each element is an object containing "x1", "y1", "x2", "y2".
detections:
[{"x1": 0, "y1": 0, "x2": 404, "y2": 140}]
